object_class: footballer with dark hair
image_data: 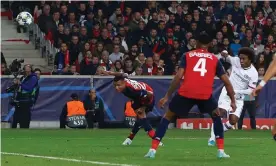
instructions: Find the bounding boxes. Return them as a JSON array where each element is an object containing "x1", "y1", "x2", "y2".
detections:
[
  {"x1": 145, "y1": 33, "x2": 236, "y2": 158},
  {"x1": 102, "y1": 71, "x2": 163, "y2": 146},
  {"x1": 208, "y1": 47, "x2": 258, "y2": 146}
]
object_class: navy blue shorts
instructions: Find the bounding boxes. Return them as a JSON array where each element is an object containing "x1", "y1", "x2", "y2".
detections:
[
  {"x1": 131, "y1": 97, "x2": 155, "y2": 114},
  {"x1": 169, "y1": 94, "x2": 217, "y2": 116}
]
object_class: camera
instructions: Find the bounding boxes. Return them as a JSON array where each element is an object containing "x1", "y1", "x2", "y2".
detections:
[
  {"x1": 6, "y1": 59, "x2": 24, "y2": 105},
  {"x1": 9, "y1": 59, "x2": 24, "y2": 77}
]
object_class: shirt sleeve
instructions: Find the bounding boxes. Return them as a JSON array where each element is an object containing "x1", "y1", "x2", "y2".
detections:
[
  {"x1": 226, "y1": 56, "x2": 240, "y2": 68},
  {"x1": 216, "y1": 60, "x2": 226, "y2": 78},
  {"x1": 248, "y1": 70, "x2": 258, "y2": 89},
  {"x1": 179, "y1": 53, "x2": 186, "y2": 68},
  {"x1": 20, "y1": 75, "x2": 38, "y2": 92}
]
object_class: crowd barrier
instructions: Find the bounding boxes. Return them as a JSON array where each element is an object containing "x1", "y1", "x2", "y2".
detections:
[
  {"x1": 30, "y1": 23, "x2": 58, "y2": 66},
  {"x1": 1, "y1": 76, "x2": 276, "y2": 123}
]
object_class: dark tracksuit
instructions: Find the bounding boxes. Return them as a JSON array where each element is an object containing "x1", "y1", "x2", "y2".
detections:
[{"x1": 83, "y1": 95, "x2": 105, "y2": 128}]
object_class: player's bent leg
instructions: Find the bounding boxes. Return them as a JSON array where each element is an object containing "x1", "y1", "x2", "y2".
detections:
[
  {"x1": 211, "y1": 109, "x2": 230, "y2": 158},
  {"x1": 123, "y1": 118, "x2": 141, "y2": 146},
  {"x1": 208, "y1": 109, "x2": 226, "y2": 146},
  {"x1": 144, "y1": 110, "x2": 175, "y2": 158}
]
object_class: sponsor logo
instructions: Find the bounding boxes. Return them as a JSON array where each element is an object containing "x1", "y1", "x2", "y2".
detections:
[{"x1": 177, "y1": 118, "x2": 275, "y2": 130}]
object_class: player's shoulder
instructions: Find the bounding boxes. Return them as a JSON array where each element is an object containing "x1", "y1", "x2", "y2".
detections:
[{"x1": 248, "y1": 65, "x2": 258, "y2": 77}]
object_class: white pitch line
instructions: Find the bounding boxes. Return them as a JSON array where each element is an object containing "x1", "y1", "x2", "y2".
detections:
[
  {"x1": 3, "y1": 137, "x2": 270, "y2": 140},
  {"x1": 1, "y1": 152, "x2": 139, "y2": 166}
]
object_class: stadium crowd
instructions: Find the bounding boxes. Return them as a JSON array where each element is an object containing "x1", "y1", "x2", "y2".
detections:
[{"x1": 2, "y1": 1, "x2": 276, "y2": 76}]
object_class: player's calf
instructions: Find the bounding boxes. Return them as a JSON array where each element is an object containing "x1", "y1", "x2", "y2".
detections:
[{"x1": 272, "y1": 121, "x2": 276, "y2": 141}]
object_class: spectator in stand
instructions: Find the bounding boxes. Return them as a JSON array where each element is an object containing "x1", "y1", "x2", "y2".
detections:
[
  {"x1": 251, "y1": 35, "x2": 264, "y2": 56},
  {"x1": 59, "y1": 4, "x2": 68, "y2": 23},
  {"x1": 134, "y1": 66, "x2": 143, "y2": 76},
  {"x1": 38, "y1": 4, "x2": 51, "y2": 33},
  {"x1": 124, "y1": 58, "x2": 135, "y2": 75},
  {"x1": 79, "y1": 26, "x2": 89, "y2": 45},
  {"x1": 109, "y1": 44, "x2": 124, "y2": 63},
  {"x1": 69, "y1": 35, "x2": 81, "y2": 65},
  {"x1": 30, "y1": 1, "x2": 276, "y2": 77},
  {"x1": 111, "y1": 60, "x2": 123, "y2": 72},
  {"x1": 47, "y1": 10, "x2": 61, "y2": 39},
  {"x1": 100, "y1": 50, "x2": 112, "y2": 71},
  {"x1": 70, "y1": 64, "x2": 80, "y2": 75},
  {"x1": 54, "y1": 43, "x2": 70, "y2": 74},
  {"x1": 135, "y1": 52, "x2": 146, "y2": 67},
  {"x1": 156, "y1": 66, "x2": 164, "y2": 76},
  {"x1": 230, "y1": 35, "x2": 242, "y2": 56},
  {"x1": 142, "y1": 57, "x2": 157, "y2": 75},
  {"x1": 59, "y1": 26, "x2": 68, "y2": 42},
  {"x1": 80, "y1": 51, "x2": 99, "y2": 75},
  {"x1": 78, "y1": 42, "x2": 91, "y2": 63},
  {"x1": 1, "y1": 63, "x2": 11, "y2": 75},
  {"x1": 128, "y1": 12, "x2": 141, "y2": 32}
]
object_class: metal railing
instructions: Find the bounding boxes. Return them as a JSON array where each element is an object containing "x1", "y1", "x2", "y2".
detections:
[{"x1": 30, "y1": 23, "x2": 58, "y2": 67}]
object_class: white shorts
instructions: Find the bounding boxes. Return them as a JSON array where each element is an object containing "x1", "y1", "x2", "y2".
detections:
[{"x1": 218, "y1": 88, "x2": 244, "y2": 118}]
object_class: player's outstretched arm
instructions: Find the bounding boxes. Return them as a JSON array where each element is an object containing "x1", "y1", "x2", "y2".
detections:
[
  {"x1": 159, "y1": 68, "x2": 184, "y2": 108},
  {"x1": 101, "y1": 70, "x2": 128, "y2": 77},
  {"x1": 165, "y1": 68, "x2": 184, "y2": 99},
  {"x1": 252, "y1": 57, "x2": 276, "y2": 96}
]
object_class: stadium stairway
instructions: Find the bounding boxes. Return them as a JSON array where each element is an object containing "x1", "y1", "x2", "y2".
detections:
[{"x1": 1, "y1": 9, "x2": 52, "y2": 72}]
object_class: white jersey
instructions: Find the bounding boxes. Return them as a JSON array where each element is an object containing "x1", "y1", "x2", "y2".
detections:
[
  {"x1": 227, "y1": 56, "x2": 258, "y2": 99},
  {"x1": 218, "y1": 56, "x2": 258, "y2": 118}
]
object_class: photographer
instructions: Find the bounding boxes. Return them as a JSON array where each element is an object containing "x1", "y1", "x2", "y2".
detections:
[
  {"x1": 83, "y1": 89, "x2": 105, "y2": 128},
  {"x1": 11, "y1": 64, "x2": 39, "y2": 128}
]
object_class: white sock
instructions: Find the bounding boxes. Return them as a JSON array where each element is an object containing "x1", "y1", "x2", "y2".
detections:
[
  {"x1": 223, "y1": 121, "x2": 232, "y2": 132},
  {"x1": 210, "y1": 123, "x2": 216, "y2": 141}
]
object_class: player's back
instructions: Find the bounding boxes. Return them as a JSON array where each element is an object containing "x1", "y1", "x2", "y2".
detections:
[
  {"x1": 123, "y1": 78, "x2": 153, "y2": 100},
  {"x1": 178, "y1": 49, "x2": 219, "y2": 100}
]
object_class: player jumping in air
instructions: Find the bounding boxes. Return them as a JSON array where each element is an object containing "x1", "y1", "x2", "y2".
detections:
[
  {"x1": 208, "y1": 48, "x2": 258, "y2": 146},
  {"x1": 144, "y1": 33, "x2": 236, "y2": 159},
  {"x1": 102, "y1": 71, "x2": 163, "y2": 146},
  {"x1": 252, "y1": 57, "x2": 276, "y2": 141}
]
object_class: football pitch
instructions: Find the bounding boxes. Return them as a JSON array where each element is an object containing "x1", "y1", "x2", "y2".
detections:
[{"x1": 1, "y1": 129, "x2": 276, "y2": 166}]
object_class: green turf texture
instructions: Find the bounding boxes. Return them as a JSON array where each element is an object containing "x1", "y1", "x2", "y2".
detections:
[{"x1": 2, "y1": 129, "x2": 276, "y2": 166}]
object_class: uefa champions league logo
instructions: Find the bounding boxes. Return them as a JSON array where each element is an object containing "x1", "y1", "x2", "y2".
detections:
[{"x1": 16, "y1": 11, "x2": 33, "y2": 26}]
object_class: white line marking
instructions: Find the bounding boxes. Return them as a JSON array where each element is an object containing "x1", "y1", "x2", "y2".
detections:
[
  {"x1": 1, "y1": 152, "x2": 139, "y2": 166},
  {"x1": 3, "y1": 137, "x2": 270, "y2": 140}
]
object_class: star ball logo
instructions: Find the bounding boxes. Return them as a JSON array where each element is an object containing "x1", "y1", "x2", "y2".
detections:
[{"x1": 16, "y1": 11, "x2": 33, "y2": 26}]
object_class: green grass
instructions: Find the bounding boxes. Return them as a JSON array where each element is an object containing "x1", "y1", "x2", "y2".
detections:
[{"x1": 1, "y1": 129, "x2": 276, "y2": 166}]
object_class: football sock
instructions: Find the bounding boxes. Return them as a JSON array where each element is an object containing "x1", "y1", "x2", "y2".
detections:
[
  {"x1": 128, "y1": 119, "x2": 141, "y2": 140},
  {"x1": 151, "y1": 118, "x2": 170, "y2": 150},
  {"x1": 141, "y1": 118, "x2": 153, "y2": 132},
  {"x1": 273, "y1": 134, "x2": 276, "y2": 141},
  {"x1": 212, "y1": 116, "x2": 224, "y2": 150},
  {"x1": 210, "y1": 123, "x2": 215, "y2": 140}
]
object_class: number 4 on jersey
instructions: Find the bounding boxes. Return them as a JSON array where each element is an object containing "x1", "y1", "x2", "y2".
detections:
[{"x1": 193, "y1": 58, "x2": 207, "y2": 76}]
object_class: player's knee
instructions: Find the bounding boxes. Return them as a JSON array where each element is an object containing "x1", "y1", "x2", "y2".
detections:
[
  {"x1": 164, "y1": 110, "x2": 175, "y2": 121},
  {"x1": 229, "y1": 115, "x2": 238, "y2": 125}
]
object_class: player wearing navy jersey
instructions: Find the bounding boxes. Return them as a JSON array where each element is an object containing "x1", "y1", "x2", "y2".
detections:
[
  {"x1": 144, "y1": 33, "x2": 236, "y2": 159},
  {"x1": 102, "y1": 71, "x2": 163, "y2": 146},
  {"x1": 252, "y1": 57, "x2": 276, "y2": 141}
]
